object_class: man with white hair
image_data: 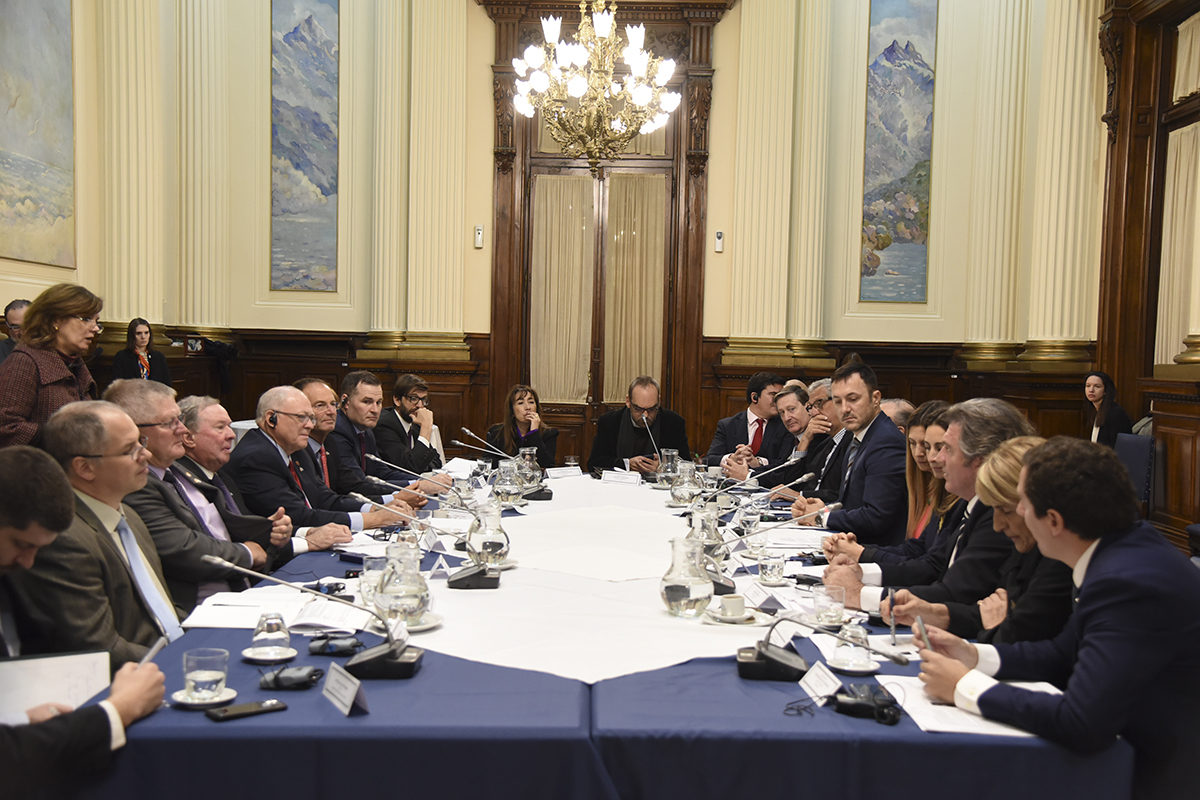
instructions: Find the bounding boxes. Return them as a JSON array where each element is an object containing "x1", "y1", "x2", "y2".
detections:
[{"x1": 226, "y1": 386, "x2": 413, "y2": 543}]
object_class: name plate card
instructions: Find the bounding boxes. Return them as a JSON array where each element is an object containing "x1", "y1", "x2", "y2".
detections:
[
  {"x1": 323, "y1": 662, "x2": 369, "y2": 716},
  {"x1": 798, "y1": 661, "x2": 843, "y2": 706},
  {"x1": 545, "y1": 466, "x2": 583, "y2": 479},
  {"x1": 419, "y1": 527, "x2": 441, "y2": 552},
  {"x1": 601, "y1": 470, "x2": 642, "y2": 486}
]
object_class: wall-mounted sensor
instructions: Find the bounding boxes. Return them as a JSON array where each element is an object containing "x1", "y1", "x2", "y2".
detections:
[
  {"x1": 474, "y1": 225, "x2": 484, "y2": 249},
  {"x1": 715, "y1": 231, "x2": 724, "y2": 253}
]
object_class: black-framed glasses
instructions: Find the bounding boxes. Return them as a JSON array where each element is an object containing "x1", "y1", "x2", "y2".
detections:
[
  {"x1": 273, "y1": 409, "x2": 317, "y2": 425},
  {"x1": 630, "y1": 403, "x2": 660, "y2": 415},
  {"x1": 72, "y1": 315, "x2": 104, "y2": 333},
  {"x1": 404, "y1": 394, "x2": 429, "y2": 406},
  {"x1": 76, "y1": 436, "x2": 149, "y2": 461},
  {"x1": 137, "y1": 415, "x2": 185, "y2": 431},
  {"x1": 805, "y1": 397, "x2": 831, "y2": 413}
]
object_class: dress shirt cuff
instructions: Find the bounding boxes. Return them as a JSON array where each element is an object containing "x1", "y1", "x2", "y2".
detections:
[
  {"x1": 860, "y1": 586, "x2": 883, "y2": 614},
  {"x1": 347, "y1": 512, "x2": 364, "y2": 531},
  {"x1": 719, "y1": 453, "x2": 731, "y2": 468},
  {"x1": 974, "y1": 644, "x2": 1001, "y2": 676},
  {"x1": 292, "y1": 535, "x2": 310, "y2": 555},
  {"x1": 860, "y1": 563, "x2": 882, "y2": 586},
  {"x1": 417, "y1": 436, "x2": 431, "y2": 448},
  {"x1": 622, "y1": 458, "x2": 631, "y2": 470},
  {"x1": 99, "y1": 700, "x2": 126, "y2": 750},
  {"x1": 237, "y1": 543, "x2": 253, "y2": 565},
  {"x1": 382, "y1": 493, "x2": 395, "y2": 503},
  {"x1": 953, "y1": 670, "x2": 999, "y2": 716}
]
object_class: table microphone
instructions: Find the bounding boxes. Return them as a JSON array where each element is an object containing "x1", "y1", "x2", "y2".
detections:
[
  {"x1": 720, "y1": 502, "x2": 841, "y2": 545},
  {"x1": 699, "y1": 455, "x2": 808, "y2": 504},
  {"x1": 775, "y1": 612, "x2": 911, "y2": 666},
  {"x1": 350, "y1": 494, "x2": 500, "y2": 590},
  {"x1": 460, "y1": 427, "x2": 513, "y2": 460},
  {"x1": 199, "y1": 555, "x2": 422, "y2": 679},
  {"x1": 641, "y1": 413, "x2": 662, "y2": 468},
  {"x1": 451, "y1": 439, "x2": 512, "y2": 460},
  {"x1": 364, "y1": 454, "x2": 464, "y2": 504}
]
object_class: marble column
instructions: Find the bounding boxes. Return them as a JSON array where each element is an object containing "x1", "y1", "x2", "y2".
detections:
[
  {"x1": 961, "y1": 0, "x2": 1031, "y2": 369},
  {"x1": 1018, "y1": 0, "x2": 1106, "y2": 369},
  {"x1": 722, "y1": 0, "x2": 798, "y2": 367},
  {"x1": 178, "y1": 0, "x2": 231, "y2": 339},
  {"x1": 786, "y1": 0, "x2": 835, "y2": 367},
  {"x1": 96, "y1": 0, "x2": 167, "y2": 345},
  {"x1": 360, "y1": 0, "x2": 411, "y2": 357}
]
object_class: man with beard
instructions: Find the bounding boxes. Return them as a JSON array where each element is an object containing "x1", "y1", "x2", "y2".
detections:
[{"x1": 587, "y1": 376, "x2": 690, "y2": 475}]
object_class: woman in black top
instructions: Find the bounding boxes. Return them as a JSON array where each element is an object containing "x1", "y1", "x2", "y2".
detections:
[
  {"x1": 1084, "y1": 370, "x2": 1132, "y2": 447},
  {"x1": 487, "y1": 384, "x2": 558, "y2": 469},
  {"x1": 110, "y1": 318, "x2": 172, "y2": 386}
]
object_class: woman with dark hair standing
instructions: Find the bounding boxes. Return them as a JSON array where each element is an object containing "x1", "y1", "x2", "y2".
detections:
[
  {"x1": 111, "y1": 318, "x2": 172, "y2": 386},
  {"x1": 1084, "y1": 371, "x2": 1132, "y2": 447},
  {"x1": 486, "y1": 384, "x2": 559, "y2": 469},
  {"x1": 0, "y1": 283, "x2": 102, "y2": 447}
]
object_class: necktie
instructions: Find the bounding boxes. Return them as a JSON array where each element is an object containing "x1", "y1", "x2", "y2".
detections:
[
  {"x1": 844, "y1": 437, "x2": 861, "y2": 483},
  {"x1": 357, "y1": 432, "x2": 368, "y2": 471},
  {"x1": 946, "y1": 507, "x2": 973, "y2": 567},
  {"x1": 750, "y1": 418, "x2": 764, "y2": 456},
  {"x1": 163, "y1": 468, "x2": 212, "y2": 537},
  {"x1": 211, "y1": 474, "x2": 242, "y2": 516},
  {"x1": 318, "y1": 446, "x2": 330, "y2": 487},
  {"x1": 288, "y1": 459, "x2": 312, "y2": 508},
  {"x1": 116, "y1": 518, "x2": 184, "y2": 642}
]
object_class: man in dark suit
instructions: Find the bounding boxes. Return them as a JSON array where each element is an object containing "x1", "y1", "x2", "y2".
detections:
[
  {"x1": 705, "y1": 371, "x2": 789, "y2": 468},
  {"x1": 793, "y1": 362, "x2": 907, "y2": 545},
  {"x1": 0, "y1": 445, "x2": 166, "y2": 799},
  {"x1": 919, "y1": 437, "x2": 1200, "y2": 800},
  {"x1": 375, "y1": 373, "x2": 444, "y2": 474},
  {"x1": 0, "y1": 298, "x2": 29, "y2": 364},
  {"x1": 326, "y1": 372, "x2": 446, "y2": 502},
  {"x1": 7, "y1": 401, "x2": 183, "y2": 669},
  {"x1": 225, "y1": 386, "x2": 412, "y2": 539},
  {"x1": 587, "y1": 376, "x2": 690, "y2": 474},
  {"x1": 294, "y1": 378, "x2": 388, "y2": 499},
  {"x1": 103, "y1": 380, "x2": 269, "y2": 615},
  {"x1": 826, "y1": 397, "x2": 1034, "y2": 613}
]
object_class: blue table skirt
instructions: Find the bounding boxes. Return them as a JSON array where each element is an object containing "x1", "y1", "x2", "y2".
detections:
[{"x1": 592, "y1": 643, "x2": 1134, "y2": 800}]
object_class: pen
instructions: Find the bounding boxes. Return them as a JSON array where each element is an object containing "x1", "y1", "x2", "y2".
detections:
[
  {"x1": 888, "y1": 588, "x2": 896, "y2": 646},
  {"x1": 139, "y1": 636, "x2": 168, "y2": 666},
  {"x1": 915, "y1": 615, "x2": 932, "y2": 651}
]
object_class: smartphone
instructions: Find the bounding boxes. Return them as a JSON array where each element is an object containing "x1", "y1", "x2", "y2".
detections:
[
  {"x1": 205, "y1": 698, "x2": 287, "y2": 722},
  {"x1": 914, "y1": 615, "x2": 932, "y2": 651}
]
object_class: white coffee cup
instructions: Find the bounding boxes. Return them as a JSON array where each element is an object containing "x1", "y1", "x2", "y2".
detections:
[{"x1": 719, "y1": 594, "x2": 745, "y2": 618}]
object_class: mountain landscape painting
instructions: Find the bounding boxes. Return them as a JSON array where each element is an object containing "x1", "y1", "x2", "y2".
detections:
[
  {"x1": 271, "y1": 0, "x2": 338, "y2": 291},
  {"x1": 860, "y1": 0, "x2": 937, "y2": 303},
  {"x1": 0, "y1": 0, "x2": 74, "y2": 268}
]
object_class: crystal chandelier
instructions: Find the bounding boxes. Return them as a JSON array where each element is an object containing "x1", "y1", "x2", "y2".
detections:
[{"x1": 511, "y1": 1, "x2": 682, "y2": 176}]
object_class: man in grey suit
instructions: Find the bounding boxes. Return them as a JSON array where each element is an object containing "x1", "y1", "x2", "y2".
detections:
[
  {"x1": 103, "y1": 380, "x2": 268, "y2": 615},
  {"x1": 7, "y1": 401, "x2": 183, "y2": 670}
]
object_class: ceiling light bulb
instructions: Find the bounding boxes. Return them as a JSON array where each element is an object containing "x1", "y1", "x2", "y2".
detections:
[
  {"x1": 567, "y1": 75, "x2": 588, "y2": 98},
  {"x1": 512, "y1": 58, "x2": 528, "y2": 77},
  {"x1": 529, "y1": 70, "x2": 550, "y2": 93},
  {"x1": 625, "y1": 24, "x2": 645, "y2": 51},
  {"x1": 541, "y1": 16, "x2": 561, "y2": 44},
  {"x1": 660, "y1": 91, "x2": 681, "y2": 112},
  {"x1": 655, "y1": 59, "x2": 675, "y2": 86}
]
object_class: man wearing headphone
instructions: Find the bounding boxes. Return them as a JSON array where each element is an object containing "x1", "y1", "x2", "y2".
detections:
[{"x1": 705, "y1": 371, "x2": 791, "y2": 470}]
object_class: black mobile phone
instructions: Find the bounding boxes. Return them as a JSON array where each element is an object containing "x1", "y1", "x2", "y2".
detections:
[{"x1": 205, "y1": 698, "x2": 288, "y2": 722}]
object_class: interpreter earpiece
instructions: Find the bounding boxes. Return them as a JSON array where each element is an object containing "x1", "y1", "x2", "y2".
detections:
[{"x1": 268, "y1": 412, "x2": 279, "y2": 427}]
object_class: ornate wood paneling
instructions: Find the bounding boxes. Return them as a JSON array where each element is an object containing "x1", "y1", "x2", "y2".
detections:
[{"x1": 1140, "y1": 379, "x2": 1200, "y2": 550}]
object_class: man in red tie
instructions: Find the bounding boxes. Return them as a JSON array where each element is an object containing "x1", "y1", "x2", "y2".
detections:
[{"x1": 704, "y1": 371, "x2": 789, "y2": 471}]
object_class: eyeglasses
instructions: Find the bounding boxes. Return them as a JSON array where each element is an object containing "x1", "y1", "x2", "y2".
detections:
[
  {"x1": 76, "y1": 436, "x2": 149, "y2": 461},
  {"x1": 137, "y1": 415, "x2": 186, "y2": 431},
  {"x1": 404, "y1": 394, "x2": 429, "y2": 406},
  {"x1": 72, "y1": 316, "x2": 104, "y2": 333},
  {"x1": 5, "y1": 323, "x2": 20, "y2": 332},
  {"x1": 630, "y1": 403, "x2": 660, "y2": 415},
  {"x1": 805, "y1": 397, "x2": 831, "y2": 413},
  {"x1": 273, "y1": 409, "x2": 317, "y2": 426}
]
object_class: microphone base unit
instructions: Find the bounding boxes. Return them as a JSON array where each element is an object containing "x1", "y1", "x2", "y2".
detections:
[
  {"x1": 344, "y1": 642, "x2": 424, "y2": 680},
  {"x1": 447, "y1": 563, "x2": 501, "y2": 589},
  {"x1": 706, "y1": 569, "x2": 737, "y2": 595},
  {"x1": 736, "y1": 642, "x2": 809, "y2": 681},
  {"x1": 524, "y1": 487, "x2": 554, "y2": 501}
]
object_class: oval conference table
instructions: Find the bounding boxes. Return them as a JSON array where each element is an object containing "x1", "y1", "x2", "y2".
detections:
[{"x1": 81, "y1": 473, "x2": 1132, "y2": 800}]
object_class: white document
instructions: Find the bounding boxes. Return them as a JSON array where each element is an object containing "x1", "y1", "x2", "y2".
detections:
[
  {"x1": 182, "y1": 592, "x2": 313, "y2": 629},
  {"x1": 288, "y1": 598, "x2": 375, "y2": 635},
  {"x1": 765, "y1": 528, "x2": 830, "y2": 549},
  {"x1": 441, "y1": 457, "x2": 478, "y2": 479},
  {"x1": 0, "y1": 652, "x2": 110, "y2": 723},
  {"x1": 335, "y1": 532, "x2": 392, "y2": 558},
  {"x1": 877, "y1": 675, "x2": 1062, "y2": 737},
  {"x1": 545, "y1": 466, "x2": 583, "y2": 479},
  {"x1": 798, "y1": 661, "x2": 844, "y2": 706}
]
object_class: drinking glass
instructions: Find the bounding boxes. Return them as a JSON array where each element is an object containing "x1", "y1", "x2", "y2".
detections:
[
  {"x1": 757, "y1": 552, "x2": 785, "y2": 584},
  {"x1": 249, "y1": 612, "x2": 290, "y2": 659},
  {"x1": 183, "y1": 648, "x2": 228, "y2": 702},
  {"x1": 813, "y1": 585, "x2": 845, "y2": 625},
  {"x1": 360, "y1": 555, "x2": 388, "y2": 607}
]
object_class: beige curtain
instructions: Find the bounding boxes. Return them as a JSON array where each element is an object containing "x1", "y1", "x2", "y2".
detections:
[
  {"x1": 602, "y1": 173, "x2": 667, "y2": 402},
  {"x1": 1155, "y1": 123, "x2": 1200, "y2": 364},
  {"x1": 1176, "y1": 13, "x2": 1200, "y2": 101},
  {"x1": 539, "y1": 115, "x2": 667, "y2": 156},
  {"x1": 530, "y1": 175, "x2": 596, "y2": 403}
]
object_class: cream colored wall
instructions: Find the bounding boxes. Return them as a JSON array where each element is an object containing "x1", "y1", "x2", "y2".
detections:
[
  {"x1": 0, "y1": 0, "x2": 494, "y2": 335},
  {"x1": 702, "y1": 0, "x2": 1101, "y2": 346}
]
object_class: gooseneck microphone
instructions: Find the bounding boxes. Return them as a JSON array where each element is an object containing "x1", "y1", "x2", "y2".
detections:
[
  {"x1": 461, "y1": 427, "x2": 512, "y2": 460},
  {"x1": 199, "y1": 555, "x2": 421, "y2": 679},
  {"x1": 641, "y1": 413, "x2": 662, "y2": 466},
  {"x1": 775, "y1": 612, "x2": 911, "y2": 666},
  {"x1": 699, "y1": 455, "x2": 813, "y2": 504},
  {"x1": 451, "y1": 439, "x2": 512, "y2": 461},
  {"x1": 364, "y1": 453, "x2": 465, "y2": 506}
]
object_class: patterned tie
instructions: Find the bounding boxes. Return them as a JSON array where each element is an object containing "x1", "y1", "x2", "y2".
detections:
[
  {"x1": 357, "y1": 432, "x2": 368, "y2": 471},
  {"x1": 843, "y1": 437, "x2": 861, "y2": 483},
  {"x1": 946, "y1": 506, "x2": 973, "y2": 567},
  {"x1": 750, "y1": 418, "x2": 764, "y2": 456},
  {"x1": 116, "y1": 518, "x2": 184, "y2": 642},
  {"x1": 317, "y1": 446, "x2": 331, "y2": 487},
  {"x1": 211, "y1": 474, "x2": 242, "y2": 516},
  {"x1": 288, "y1": 459, "x2": 312, "y2": 508}
]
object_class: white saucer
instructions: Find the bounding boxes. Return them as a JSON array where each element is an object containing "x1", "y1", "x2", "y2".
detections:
[
  {"x1": 241, "y1": 646, "x2": 298, "y2": 664},
  {"x1": 171, "y1": 687, "x2": 237, "y2": 708},
  {"x1": 702, "y1": 609, "x2": 771, "y2": 626},
  {"x1": 709, "y1": 609, "x2": 753, "y2": 623},
  {"x1": 825, "y1": 658, "x2": 881, "y2": 676},
  {"x1": 756, "y1": 579, "x2": 791, "y2": 588},
  {"x1": 368, "y1": 611, "x2": 444, "y2": 635},
  {"x1": 649, "y1": 482, "x2": 672, "y2": 490},
  {"x1": 496, "y1": 558, "x2": 518, "y2": 570},
  {"x1": 665, "y1": 500, "x2": 694, "y2": 508}
]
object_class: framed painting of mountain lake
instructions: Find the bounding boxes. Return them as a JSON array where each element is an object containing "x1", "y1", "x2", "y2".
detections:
[
  {"x1": 0, "y1": 0, "x2": 75, "y2": 269},
  {"x1": 271, "y1": 0, "x2": 338, "y2": 291},
  {"x1": 859, "y1": 0, "x2": 938, "y2": 304}
]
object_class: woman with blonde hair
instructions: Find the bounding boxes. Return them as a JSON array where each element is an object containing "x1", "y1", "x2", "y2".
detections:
[
  {"x1": 886, "y1": 435, "x2": 1075, "y2": 643},
  {"x1": 0, "y1": 283, "x2": 103, "y2": 447}
]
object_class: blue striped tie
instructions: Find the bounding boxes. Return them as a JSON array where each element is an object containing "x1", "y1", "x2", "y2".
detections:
[{"x1": 116, "y1": 517, "x2": 184, "y2": 642}]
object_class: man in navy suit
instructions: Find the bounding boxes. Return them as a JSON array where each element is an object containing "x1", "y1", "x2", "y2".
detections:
[
  {"x1": 918, "y1": 437, "x2": 1200, "y2": 800},
  {"x1": 705, "y1": 371, "x2": 790, "y2": 468},
  {"x1": 326, "y1": 371, "x2": 446, "y2": 504},
  {"x1": 793, "y1": 362, "x2": 907, "y2": 545}
]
